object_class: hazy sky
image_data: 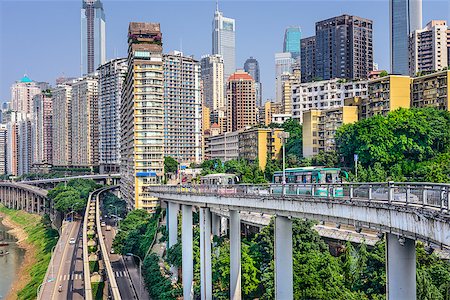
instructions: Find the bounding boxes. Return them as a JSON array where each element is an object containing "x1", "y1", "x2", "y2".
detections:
[{"x1": 0, "y1": 0, "x2": 448, "y2": 103}]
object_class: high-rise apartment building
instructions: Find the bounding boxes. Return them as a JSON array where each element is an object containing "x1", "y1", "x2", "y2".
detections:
[
  {"x1": 200, "y1": 54, "x2": 224, "y2": 111},
  {"x1": 283, "y1": 26, "x2": 302, "y2": 60},
  {"x1": 6, "y1": 112, "x2": 32, "y2": 176},
  {"x1": 71, "y1": 75, "x2": 99, "y2": 169},
  {"x1": 121, "y1": 22, "x2": 164, "y2": 212},
  {"x1": 390, "y1": 0, "x2": 422, "y2": 75},
  {"x1": 212, "y1": 6, "x2": 236, "y2": 82},
  {"x1": 226, "y1": 70, "x2": 258, "y2": 132},
  {"x1": 32, "y1": 92, "x2": 53, "y2": 168},
  {"x1": 10, "y1": 75, "x2": 41, "y2": 114},
  {"x1": 98, "y1": 58, "x2": 127, "y2": 173},
  {"x1": 52, "y1": 83, "x2": 73, "y2": 167},
  {"x1": 0, "y1": 125, "x2": 7, "y2": 175},
  {"x1": 275, "y1": 52, "x2": 295, "y2": 102},
  {"x1": 300, "y1": 36, "x2": 316, "y2": 83},
  {"x1": 282, "y1": 66, "x2": 300, "y2": 115},
  {"x1": 292, "y1": 79, "x2": 368, "y2": 123},
  {"x1": 315, "y1": 14, "x2": 373, "y2": 80},
  {"x1": 81, "y1": 0, "x2": 106, "y2": 75},
  {"x1": 163, "y1": 51, "x2": 202, "y2": 164},
  {"x1": 411, "y1": 70, "x2": 450, "y2": 111},
  {"x1": 410, "y1": 20, "x2": 448, "y2": 76},
  {"x1": 244, "y1": 57, "x2": 262, "y2": 107}
]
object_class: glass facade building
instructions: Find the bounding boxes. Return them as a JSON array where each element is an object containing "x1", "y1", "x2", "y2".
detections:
[
  {"x1": 81, "y1": 0, "x2": 106, "y2": 75},
  {"x1": 244, "y1": 57, "x2": 262, "y2": 106},
  {"x1": 390, "y1": 0, "x2": 422, "y2": 75},
  {"x1": 283, "y1": 26, "x2": 301, "y2": 60},
  {"x1": 212, "y1": 7, "x2": 236, "y2": 82}
]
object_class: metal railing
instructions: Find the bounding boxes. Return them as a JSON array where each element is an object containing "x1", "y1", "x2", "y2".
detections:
[{"x1": 148, "y1": 182, "x2": 450, "y2": 213}]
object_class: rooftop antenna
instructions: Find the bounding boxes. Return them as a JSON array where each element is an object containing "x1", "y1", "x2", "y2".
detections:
[{"x1": 216, "y1": 0, "x2": 219, "y2": 12}]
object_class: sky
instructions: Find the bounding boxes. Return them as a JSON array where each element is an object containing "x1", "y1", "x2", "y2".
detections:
[{"x1": 0, "y1": 0, "x2": 449, "y2": 103}]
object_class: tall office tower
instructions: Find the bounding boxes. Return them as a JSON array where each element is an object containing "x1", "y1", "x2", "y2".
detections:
[
  {"x1": 98, "y1": 58, "x2": 127, "y2": 174},
  {"x1": 226, "y1": 70, "x2": 258, "y2": 132},
  {"x1": 81, "y1": 0, "x2": 106, "y2": 75},
  {"x1": 212, "y1": 5, "x2": 236, "y2": 82},
  {"x1": 390, "y1": 0, "x2": 422, "y2": 75},
  {"x1": 121, "y1": 22, "x2": 164, "y2": 212},
  {"x1": 32, "y1": 92, "x2": 53, "y2": 169},
  {"x1": 200, "y1": 54, "x2": 225, "y2": 111},
  {"x1": 52, "y1": 83, "x2": 73, "y2": 167},
  {"x1": 244, "y1": 57, "x2": 263, "y2": 107},
  {"x1": 316, "y1": 14, "x2": 373, "y2": 80},
  {"x1": 283, "y1": 26, "x2": 302, "y2": 60},
  {"x1": 163, "y1": 51, "x2": 202, "y2": 164},
  {"x1": 6, "y1": 112, "x2": 32, "y2": 176},
  {"x1": 10, "y1": 75, "x2": 41, "y2": 114},
  {"x1": 71, "y1": 75, "x2": 99, "y2": 170},
  {"x1": 275, "y1": 52, "x2": 295, "y2": 102},
  {"x1": 301, "y1": 36, "x2": 316, "y2": 83},
  {"x1": 0, "y1": 125, "x2": 6, "y2": 175},
  {"x1": 410, "y1": 20, "x2": 448, "y2": 76}
]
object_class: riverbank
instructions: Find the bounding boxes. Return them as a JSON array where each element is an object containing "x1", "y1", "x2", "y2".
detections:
[{"x1": 0, "y1": 205, "x2": 58, "y2": 300}]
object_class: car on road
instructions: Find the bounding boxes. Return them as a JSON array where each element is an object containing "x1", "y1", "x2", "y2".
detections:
[
  {"x1": 110, "y1": 248, "x2": 115, "y2": 254},
  {"x1": 106, "y1": 225, "x2": 111, "y2": 231},
  {"x1": 69, "y1": 238, "x2": 76, "y2": 244},
  {"x1": 101, "y1": 221, "x2": 106, "y2": 227}
]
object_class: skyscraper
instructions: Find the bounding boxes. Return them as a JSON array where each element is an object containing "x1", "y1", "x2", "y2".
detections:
[
  {"x1": 244, "y1": 57, "x2": 263, "y2": 106},
  {"x1": 52, "y1": 82, "x2": 73, "y2": 168},
  {"x1": 409, "y1": 20, "x2": 448, "y2": 76},
  {"x1": 0, "y1": 125, "x2": 6, "y2": 175},
  {"x1": 81, "y1": 0, "x2": 106, "y2": 75},
  {"x1": 283, "y1": 26, "x2": 302, "y2": 60},
  {"x1": 301, "y1": 36, "x2": 316, "y2": 83},
  {"x1": 6, "y1": 112, "x2": 32, "y2": 176},
  {"x1": 212, "y1": 5, "x2": 236, "y2": 82},
  {"x1": 32, "y1": 92, "x2": 53, "y2": 169},
  {"x1": 121, "y1": 22, "x2": 164, "y2": 212},
  {"x1": 226, "y1": 70, "x2": 258, "y2": 132},
  {"x1": 201, "y1": 54, "x2": 225, "y2": 111},
  {"x1": 390, "y1": 0, "x2": 422, "y2": 75},
  {"x1": 163, "y1": 51, "x2": 202, "y2": 164},
  {"x1": 71, "y1": 75, "x2": 99, "y2": 170},
  {"x1": 10, "y1": 75, "x2": 41, "y2": 115},
  {"x1": 275, "y1": 52, "x2": 295, "y2": 102},
  {"x1": 315, "y1": 14, "x2": 373, "y2": 80},
  {"x1": 98, "y1": 58, "x2": 127, "y2": 173}
]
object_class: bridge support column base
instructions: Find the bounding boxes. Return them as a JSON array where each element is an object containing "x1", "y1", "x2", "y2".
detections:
[
  {"x1": 386, "y1": 233, "x2": 416, "y2": 300},
  {"x1": 168, "y1": 202, "x2": 179, "y2": 280},
  {"x1": 275, "y1": 216, "x2": 293, "y2": 299},
  {"x1": 182, "y1": 204, "x2": 194, "y2": 299},
  {"x1": 230, "y1": 210, "x2": 241, "y2": 300},
  {"x1": 200, "y1": 207, "x2": 212, "y2": 299}
]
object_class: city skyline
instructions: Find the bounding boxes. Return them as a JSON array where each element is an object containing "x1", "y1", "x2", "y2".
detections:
[{"x1": 1, "y1": 0, "x2": 447, "y2": 103}]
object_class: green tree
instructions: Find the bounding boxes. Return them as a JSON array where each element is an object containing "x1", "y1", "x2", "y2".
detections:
[{"x1": 164, "y1": 156, "x2": 179, "y2": 174}]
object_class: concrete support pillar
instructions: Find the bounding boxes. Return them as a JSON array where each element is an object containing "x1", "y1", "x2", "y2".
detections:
[
  {"x1": 386, "y1": 233, "x2": 416, "y2": 300},
  {"x1": 275, "y1": 216, "x2": 293, "y2": 299},
  {"x1": 167, "y1": 202, "x2": 179, "y2": 280},
  {"x1": 229, "y1": 210, "x2": 241, "y2": 300},
  {"x1": 182, "y1": 205, "x2": 194, "y2": 299},
  {"x1": 211, "y1": 213, "x2": 220, "y2": 237},
  {"x1": 199, "y1": 207, "x2": 212, "y2": 299},
  {"x1": 221, "y1": 216, "x2": 228, "y2": 235}
]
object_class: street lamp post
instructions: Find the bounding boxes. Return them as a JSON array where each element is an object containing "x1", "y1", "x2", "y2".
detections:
[
  {"x1": 278, "y1": 131, "x2": 290, "y2": 195},
  {"x1": 126, "y1": 253, "x2": 142, "y2": 299}
]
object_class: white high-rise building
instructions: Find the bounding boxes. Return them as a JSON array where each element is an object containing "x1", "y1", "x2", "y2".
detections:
[
  {"x1": 275, "y1": 52, "x2": 295, "y2": 103},
  {"x1": 98, "y1": 58, "x2": 127, "y2": 173},
  {"x1": 292, "y1": 79, "x2": 368, "y2": 123},
  {"x1": 212, "y1": 6, "x2": 236, "y2": 82},
  {"x1": 163, "y1": 51, "x2": 202, "y2": 164},
  {"x1": 201, "y1": 54, "x2": 225, "y2": 111},
  {"x1": 10, "y1": 75, "x2": 41, "y2": 115},
  {"x1": 32, "y1": 92, "x2": 53, "y2": 168},
  {"x1": 81, "y1": 0, "x2": 106, "y2": 75},
  {"x1": 0, "y1": 125, "x2": 7, "y2": 175},
  {"x1": 52, "y1": 83, "x2": 73, "y2": 167},
  {"x1": 410, "y1": 20, "x2": 449, "y2": 76}
]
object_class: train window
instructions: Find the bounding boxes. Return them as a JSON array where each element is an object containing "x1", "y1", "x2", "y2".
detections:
[
  {"x1": 296, "y1": 175, "x2": 301, "y2": 183},
  {"x1": 274, "y1": 176, "x2": 281, "y2": 183},
  {"x1": 228, "y1": 178, "x2": 233, "y2": 184},
  {"x1": 326, "y1": 173, "x2": 333, "y2": 183}
]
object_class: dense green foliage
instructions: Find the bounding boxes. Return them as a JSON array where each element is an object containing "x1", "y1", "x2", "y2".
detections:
[
  {"x1": 91, "y1": 282, "x2": 104, "y2": 300},
  {"x1": 164, "y1": 156, "x2": 179, "y2": 174},
  {"x1": 100, "y1": 192, "x2": 126, "y2": 218},
  {"x1": 336, "y1": 108, "x2": 450, "y2": 182},
  {"x1": 200, "y1": 159, "x2": 266, "y2": 183},
  {"x1": 47, "y1": 179, "x2": 101, "y2": 213},
  {"x1": 0, "y1": 205, "x2": 58, "y2": 300}
]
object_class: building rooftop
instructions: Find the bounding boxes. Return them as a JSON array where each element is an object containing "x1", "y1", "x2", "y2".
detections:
[{"x1": 20, "y1": 75, "x2": 32, "y2": 83}]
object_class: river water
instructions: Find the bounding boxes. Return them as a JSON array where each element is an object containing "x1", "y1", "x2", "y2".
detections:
[{"x1": 0, "y1": 218, "x2": 25, "y2": 299}]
